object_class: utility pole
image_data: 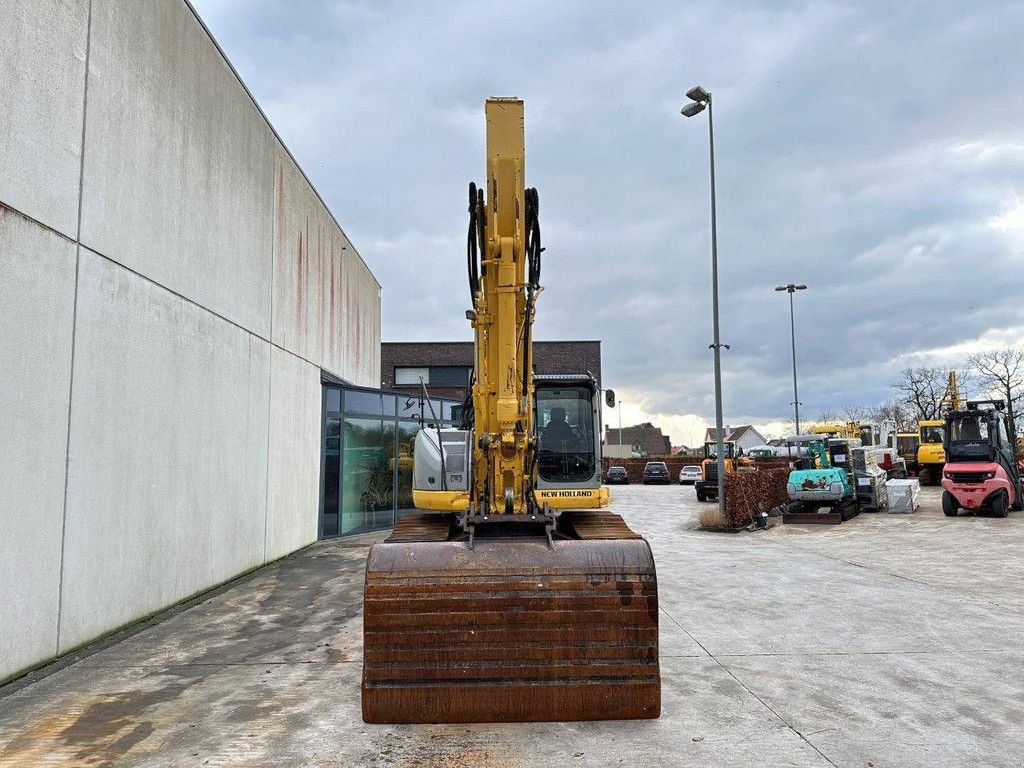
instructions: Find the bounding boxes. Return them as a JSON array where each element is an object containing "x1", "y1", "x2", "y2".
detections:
[
  {"x1": 775, "y1": 283, "x2": 807, "y2": 434},
  {"x1": 682, "y1": 85, "x2": 728, "y2": 519}
]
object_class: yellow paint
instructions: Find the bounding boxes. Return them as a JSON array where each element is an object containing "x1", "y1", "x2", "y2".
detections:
[
  {"x1": 917, "y1": 419, "x2": 946, "y2": 466},
  {"x1": 469, "y1": 98, "x2": 532, "y2": 516},
  {"x1": 413, "y1": 489, "x2": 471, "y2": 512},
  {"x1": 809, "y1": 422, "x2": 860, "y2": 439}
]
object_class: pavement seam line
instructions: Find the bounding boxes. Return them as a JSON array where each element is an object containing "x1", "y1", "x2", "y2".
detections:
[
  {"x1": 711, "y1": 656, "x2": 841, "y2": 768},
  {"x1": 659, "y1": 606, "x2": 712, "y2": 657},
  {"x1": 660, "y1": 605, "x2": 840, "y2": 767}
]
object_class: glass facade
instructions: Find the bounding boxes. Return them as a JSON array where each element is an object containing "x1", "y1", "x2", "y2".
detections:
[{"x1": 320, "y1": 384, "x2": 460, "y2": 538}]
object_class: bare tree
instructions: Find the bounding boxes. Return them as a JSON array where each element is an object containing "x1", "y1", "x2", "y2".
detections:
[
  {"x1": 893, "y1": 366, "x2": 972, "y2": 420},
  {"x1": 815, "y1": 409, "x2": 837, "y2": 424},
  {"x1": 842, "y1": 405, "x2": 869, "y2": 423},
  {"x1": 872, "y1": 400, "x2": 913, "y2": 432},
  {"x1": 968, "y1": 348, "x2": 1024, "y2": 441}
]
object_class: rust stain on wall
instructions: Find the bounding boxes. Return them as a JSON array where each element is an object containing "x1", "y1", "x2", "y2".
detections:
[
  {"x1": 296, "y1": 230, "x2": 304, "y2": 337},
  {"x1": 316, "y1": 223, "x2": 324, "y2": 361},
  {"x1": 328, "y1": 245, "x2": 337, "y2": 359},
  {"x1": 273, "y1": 163, "x2": 287, "y2": 322}
]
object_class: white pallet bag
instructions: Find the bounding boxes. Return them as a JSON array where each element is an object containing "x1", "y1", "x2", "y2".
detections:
[{"x1": 886, "y1": 478, "x2": 921, "y2": 513}]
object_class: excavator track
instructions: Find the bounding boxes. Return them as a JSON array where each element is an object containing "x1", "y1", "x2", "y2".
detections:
[{"x1": 361, "y1": 512, "x2": 660, "y2": 723}]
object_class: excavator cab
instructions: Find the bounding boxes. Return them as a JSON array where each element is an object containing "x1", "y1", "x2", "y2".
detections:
[
  {"x1": 361, "y1": 98, "x2": 659, "y2": 724},
  {"x1": 534, "y1": 375, "x2": 609, "y2": 510},
  {"x1": 917, "y1": 420, "x2": 946, "y2": 484}
]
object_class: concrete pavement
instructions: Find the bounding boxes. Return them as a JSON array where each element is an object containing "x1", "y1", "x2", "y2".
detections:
[{"x1": 2, "y1": 485, "x2": 1022, "y2": 767}]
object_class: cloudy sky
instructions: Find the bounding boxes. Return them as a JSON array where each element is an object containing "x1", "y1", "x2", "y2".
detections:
[{"x1": 191, "y1": 0, "x2": 1024, "y2": 445}]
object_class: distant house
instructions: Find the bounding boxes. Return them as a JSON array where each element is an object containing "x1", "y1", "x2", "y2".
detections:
[
  {"x1": 703, "y1": 425, "x2": 768, "y2": 454},
  {"x1": 605, "y1": 422, "x2": 672, "y2": 457}
]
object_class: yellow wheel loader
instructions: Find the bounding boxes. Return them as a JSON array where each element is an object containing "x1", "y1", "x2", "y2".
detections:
[
  {"x1": 360, "y1": 99, "x2": 660, "y2": 724},
  {"x1": 695, "y1": 439, "x2": 737, "y2": 502}
]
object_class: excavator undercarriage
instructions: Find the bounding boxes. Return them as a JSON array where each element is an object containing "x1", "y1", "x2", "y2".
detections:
[{"x1": 360, "y1": 98, "x2": 660, "y2": 724}]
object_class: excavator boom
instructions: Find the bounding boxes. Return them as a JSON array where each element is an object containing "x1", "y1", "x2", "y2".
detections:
[{"x1": 361, "y1": 98, "x2": 660, "y2": 724}]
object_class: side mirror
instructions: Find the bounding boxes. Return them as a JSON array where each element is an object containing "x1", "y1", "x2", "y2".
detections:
[{"x1": 605, "y1": 389, "x2": 616, "y2": 408}]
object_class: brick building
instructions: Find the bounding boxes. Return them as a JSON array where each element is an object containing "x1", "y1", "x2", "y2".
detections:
[
  {"x1": 381, "y1": 341, "x2": 602, "y2": 401},
  {"x1": 604, "y1": 422, "x2": 672, "y2": 457}
]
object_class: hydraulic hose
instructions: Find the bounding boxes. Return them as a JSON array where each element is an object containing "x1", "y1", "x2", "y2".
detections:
[
  {"x1": 521, "y1": 187, "x2": 542, "y2": 401},
  {"x1": 467, "y1": 182, "x2": 481, "y2": 303}
]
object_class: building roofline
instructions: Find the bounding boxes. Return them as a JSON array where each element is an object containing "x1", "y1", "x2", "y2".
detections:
[
  {"x1": 383, "y1": 339, "x2": 602, "y2": 344},
  {"x1": 183, "y1": 0, "x2": 382, "y2": 291}
]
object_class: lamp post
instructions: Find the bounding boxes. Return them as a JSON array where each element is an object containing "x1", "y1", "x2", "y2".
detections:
[
  {"x1": 682, "y1": 85, "x2": 728, "y2": 520},
  {"x1": 775, "y1": 283, "x2": 807, "y2": 434},
  {"x1": 618, "y1": 401, "x2": 623, "y2": 447}
]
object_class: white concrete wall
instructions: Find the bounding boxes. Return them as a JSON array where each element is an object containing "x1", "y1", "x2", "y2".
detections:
[
  {"x1": 272, "y1": 150, "x2": 382, "y2": 386},
  {"x1": 81, "y1": 0, "x2": 276, "y2": 337},
  {"x1": 0, "y1": 0, "x2": 381, "y2": 680},
  {"x1": 59, "y1": 250, "x2": 272, "y2": 650},
  {"x1": 265, "y1": 348, "x2": 322, "y2": 561},
  {"x1": 0, "y1": 0, "x2": 89, "y2": 238},
  {"x1": 0, "y1": 211, "x2": 78, "y2": 679}
]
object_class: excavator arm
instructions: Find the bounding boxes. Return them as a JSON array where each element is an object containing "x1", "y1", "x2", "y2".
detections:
[
  {"x1": 469, "y1": 98, "x2": 539, "y2": 518},
  {"x1": 412, "y1": 98, "x2": 544, "y2": 521}
]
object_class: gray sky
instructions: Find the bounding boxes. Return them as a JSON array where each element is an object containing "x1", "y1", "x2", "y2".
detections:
[{"x1": 192, "y1": 0, "x2": 1024, "y2": 445}]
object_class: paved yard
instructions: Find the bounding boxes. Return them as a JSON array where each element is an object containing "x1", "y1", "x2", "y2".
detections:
[{"x1": 2, "y1": 485, "x2": 1023, "y2": 767}]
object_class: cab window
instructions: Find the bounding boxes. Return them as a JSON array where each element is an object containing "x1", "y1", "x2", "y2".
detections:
[
  {"x1": 704, "y1": 441, "x2": 735, "y2": 459},
  {"x1": 948, "y1": 419, "x2": 985, "y2": 442},
  {"x1": 536, "y1": 386, "x2": 595, "y2": 482},
  {"x1": 897, "y1": 435, "x2": 918, "y2": 453}
]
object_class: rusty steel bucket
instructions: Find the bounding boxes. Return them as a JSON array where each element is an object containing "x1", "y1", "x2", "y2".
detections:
[{"x1": 361, "y1": 512, "x2": 660, "y2": 723}]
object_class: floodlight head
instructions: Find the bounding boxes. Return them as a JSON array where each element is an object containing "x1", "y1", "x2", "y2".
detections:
[
  {"x1": 775, "y1": 286, "x2": 788, "y2": 292},
  {"x1": 680, "y1": 101, "x2": 706, "y2": 118},
  {"x1": 795, "y1": 284, "x2": 808, "y2": 290},
  {"x1": 686, "y1": 85, "x2": 710, "y2": 102}
]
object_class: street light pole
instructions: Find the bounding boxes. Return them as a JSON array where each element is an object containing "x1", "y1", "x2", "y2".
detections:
[
  {"x1": 618, "y1": 401, "x2": 623, "y2": 447},
  {"x1": 682, "y1": 85, "x2": 728, "y2": 521},
  {"x1": 775, "y1": 283, "x2": 807, "y2": 435}
]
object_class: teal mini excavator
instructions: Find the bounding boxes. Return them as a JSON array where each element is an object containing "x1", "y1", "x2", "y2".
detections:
[{"x1": 785, "y1": 440, "x2": 855, "y2": 515}]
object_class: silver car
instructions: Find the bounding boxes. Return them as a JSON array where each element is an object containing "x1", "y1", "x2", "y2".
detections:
[{"x1": 678, "y1": 465, "x2": 702, "y2": 485}]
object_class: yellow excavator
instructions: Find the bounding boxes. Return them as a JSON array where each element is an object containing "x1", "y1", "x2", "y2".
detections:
[{"x1": 361, "y1": 98, "x2": 660, "y2": 724}]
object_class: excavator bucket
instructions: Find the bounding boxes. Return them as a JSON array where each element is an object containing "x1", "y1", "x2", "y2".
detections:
[{"x1": 361, "y1": 511, "x2": 660, "y2": 723}]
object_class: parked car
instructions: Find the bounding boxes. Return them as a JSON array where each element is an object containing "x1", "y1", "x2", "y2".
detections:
[
  {"x1": 605, "y1": 466, "x2": 629, "y2": 485},
  {"x1": 642, "y1": 461, "x2": 671, "y2": 485},
  {"x1": 678, "y1": 465, "x2": 702, "y2": 485}
]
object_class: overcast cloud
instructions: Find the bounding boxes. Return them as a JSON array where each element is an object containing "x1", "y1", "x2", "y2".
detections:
[{"x1": 191, "y1": 0, "x2": 1024, "y2": 445}]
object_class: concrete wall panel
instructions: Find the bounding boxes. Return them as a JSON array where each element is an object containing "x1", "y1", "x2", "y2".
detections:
[
  {"x1": 0, "y1": 211, "x2": 77, "y2": 679},
  {"x1": 0, "y1": 0, "x2": 89, "y2": 236},
  {"x1": 272, "y1": 150, "x2": 381, "y2": 386},
  {"x1": 79, "y1": 0, "x2": 274, "y2": 336},
  {"x1": 342, "y1": 247, "x2": 382, "y2": 388},
  {"x1": 265, "y1": 349, "x2": 321, "y2": 561},
  {"x1": 58, "y1": 251, "x2": 270, "y2": 652}
]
